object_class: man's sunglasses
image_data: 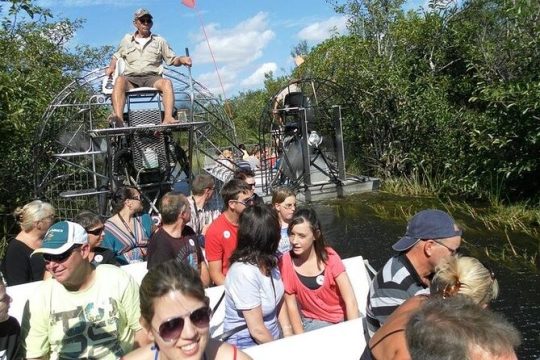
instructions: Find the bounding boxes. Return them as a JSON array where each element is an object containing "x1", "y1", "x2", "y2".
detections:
[
  {"x1": 86, "y1": 226, "x2": 104, "y2": 236},
  {"x1": 232, "y1": 195, "x2": 255, "y2": 207},
  {"x1": 138, "y1": 17, "x2": 153, "y2": 24},
  {"x1": 434, "y1": 240, "x2": 460, "y2": 256},
  {"x1": 156, "y1": 306, "x2": 211, "y2": 342},
  {"x1": 43, "y1": 244, "x2": 82, "y2": 263}
]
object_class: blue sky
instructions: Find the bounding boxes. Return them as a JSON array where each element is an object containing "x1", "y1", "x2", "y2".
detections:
[{"x1": 36, "y1": 0, "x2": 424, "y2": 97}]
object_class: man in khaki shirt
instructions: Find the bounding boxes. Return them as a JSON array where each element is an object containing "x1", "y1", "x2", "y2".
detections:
[{"x1": 106, "y1": 8, "x2": 192, "y2": 126}]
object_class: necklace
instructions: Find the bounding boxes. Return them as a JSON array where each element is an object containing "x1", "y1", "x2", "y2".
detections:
[
  {"x1": 191, "y1": 196, "x2": 202, "y2": 234},
  {"x1": 117, "y1": 213, "x2": 137, "y2": 242}
]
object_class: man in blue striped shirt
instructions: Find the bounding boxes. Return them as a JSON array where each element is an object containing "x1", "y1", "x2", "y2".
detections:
[{"x1": 365, "y1": 209, "x2": 462, "y2": 336}]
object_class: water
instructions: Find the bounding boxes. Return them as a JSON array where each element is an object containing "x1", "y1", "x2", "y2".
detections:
[{"x1": 310, "y1": 192, "x2": 540, "y2": 360}]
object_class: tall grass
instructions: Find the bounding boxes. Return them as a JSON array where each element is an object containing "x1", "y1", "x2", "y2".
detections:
[
  {"x1": 447, "y1": 198, "x2": 540, "y2": 239},
  {"x1": 381, "y1": 174, "x2": 539, "y2": 238},
  {"x1": 380, "y1": 164, "x2": 446, "y2": 197},
  {"x1": 379, "y1": 173, "x2": 539, "y2": 271}
]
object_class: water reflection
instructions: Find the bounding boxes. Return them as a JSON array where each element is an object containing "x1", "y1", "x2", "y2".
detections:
[{"x1": 310, "y1": 192, "x2": 540, "y2": 360}]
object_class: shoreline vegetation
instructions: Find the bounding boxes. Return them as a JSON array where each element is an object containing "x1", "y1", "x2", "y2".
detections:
[{"x1": 375, "y1": 177, "x2": 539, "y2": 273}]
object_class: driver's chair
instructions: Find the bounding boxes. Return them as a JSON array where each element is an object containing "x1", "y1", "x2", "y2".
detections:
[{"x1": 105, "y1": 71, "x2": 177, "y2": 214}]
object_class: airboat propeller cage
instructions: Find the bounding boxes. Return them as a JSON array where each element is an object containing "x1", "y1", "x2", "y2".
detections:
[
  {"x1": 34, "y1": 72, "x2": 369, "y2": 219},
  {"x1": 259, "y1": 79, "x2": 350, "y2": 201},
  {"x1": 33, "y1": 65, "x2": 237, "y2": 219}
]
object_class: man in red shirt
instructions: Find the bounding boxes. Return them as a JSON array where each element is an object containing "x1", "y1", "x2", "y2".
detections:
[{"x1": 205, "y1": 179, "x2": 253, "y2": 285}]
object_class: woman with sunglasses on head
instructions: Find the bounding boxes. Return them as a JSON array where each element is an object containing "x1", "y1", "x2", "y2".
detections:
[
  {"x1": 0, "y1": 200, "x2": 55, "y2": 286},
  {"x1": 122, "y1": 260, "x2": 252, "y2": 360},
  {"x1": 362, "y1": 256, "x2": 499, "y2": 360},
  {"x1": 74, "y1": 211, "x2": 119, "y2": 266},
  {"x1": 223, "y1": 205, "x2": 293, "y2": 349},
  {"x1": 102, "y1": 186, "x2": 155, "y2": 264},
  {"x1": 271, "y1": 186, "x2": 296, "y2": 255},
  {"x1": 279, "y1": 208, "x2": 359, "y2": 334}
]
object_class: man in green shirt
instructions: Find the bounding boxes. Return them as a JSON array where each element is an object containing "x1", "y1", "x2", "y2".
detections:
[{"x1": 21, "y1": 221, "x2": 147, "y2": 359}]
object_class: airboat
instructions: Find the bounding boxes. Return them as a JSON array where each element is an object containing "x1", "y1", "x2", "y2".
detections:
[
  {"x1": 31, "y1": 65, "x2": 378, "y2": 218},
  {"x1": 21, "y1": 53, "x2": 382, "y2": 360}
]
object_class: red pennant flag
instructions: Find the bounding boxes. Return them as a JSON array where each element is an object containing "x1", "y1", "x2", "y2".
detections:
[{"x1": 182, "y1": 0, "x2": 195, "y2": 8}]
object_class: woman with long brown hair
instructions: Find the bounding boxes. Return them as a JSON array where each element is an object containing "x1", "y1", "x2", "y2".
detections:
[
  {"x1": 279, "y1": 207, "x2": 359, "y2": 333},
  {"x1": 223, "y1": 205, "x2": 293, "y2": 349},
  {"x1": 102, "y1": 186, "x2": 154, "y2": 264}
]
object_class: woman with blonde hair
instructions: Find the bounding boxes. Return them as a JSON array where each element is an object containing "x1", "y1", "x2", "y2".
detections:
[
  {"x1": 430, "y1": 255, "x2": 498, "y2": 304},
  {"x1": 0, "y1": 200, "x2": 55, "y2": 285},
  {"x1": 271, "y1": 186, "x2": 296, "y2": 255},
  {"x1": 363, "y1": 256, "x2": 498, "y2": 360}
]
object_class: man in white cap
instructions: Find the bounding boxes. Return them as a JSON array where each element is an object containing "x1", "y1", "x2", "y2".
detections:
[
  {"x1": 365, "y1": 209, "x2": 462, "y2": 336},
  {"x1": 106, "y1": 8, "x2": 192, "y2": 126},
  {"x1": 21, "y1": 221, "x2": 146, "y2": 359}
]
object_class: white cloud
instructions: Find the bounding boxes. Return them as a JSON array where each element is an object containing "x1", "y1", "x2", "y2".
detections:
[
  {"x1": 196, "y1": 66, "x2": 237, "y2": 98},
  {"x1": 190, "y1": 12, "x2": 277, "y2": 95},
  {"x1": 240, "y1": 62, "x2": 277, "y2": 87},
  {"x1": 192, "y1": 12, "x2": 274, "y2": 68},
  {"x1": 297, "y1": 15, "x2": 347, "y2": 42}
]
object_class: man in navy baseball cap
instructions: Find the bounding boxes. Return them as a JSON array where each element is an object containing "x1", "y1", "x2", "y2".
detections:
[
  {"x1": 391, "y1": 209, "x2": 462, "y2": 252},
  {"x1": 366, "y1": 209, "x2": 462, "y2": 336}
]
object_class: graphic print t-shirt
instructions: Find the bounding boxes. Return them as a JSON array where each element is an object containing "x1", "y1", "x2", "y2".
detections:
[
  {"x1": 21, "y1": 265, "x2": 141, "y2": 359},
  {"x1": 147, "y1": 227, "x2": 203, "y2": 271}
]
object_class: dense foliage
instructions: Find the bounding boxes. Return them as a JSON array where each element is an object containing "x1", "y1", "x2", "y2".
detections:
[
  {"x1": 231, "y1": 0, "x2": 540, "y2": 203},
  {"x1": 0, "y1": 0, "x2": 112, "y2": 212},
  {"x1": 316, "y1": 0, "x2": 539, "y2": 202},
  {"x1": 1, "y1": 0, "x2": 539, "y2": 211}
]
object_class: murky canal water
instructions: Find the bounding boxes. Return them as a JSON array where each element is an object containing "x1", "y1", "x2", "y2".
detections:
[{"x1": 311, "y1": 192, "x2": 540, "y2": 360}]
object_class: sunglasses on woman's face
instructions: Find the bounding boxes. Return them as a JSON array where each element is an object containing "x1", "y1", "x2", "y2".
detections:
[
  {"x1": 157, "y1": 306, "x2": 211, "y2": 342},
  {"x1": 86, "y1": 226, "x2": 104, "y2": 236}
]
